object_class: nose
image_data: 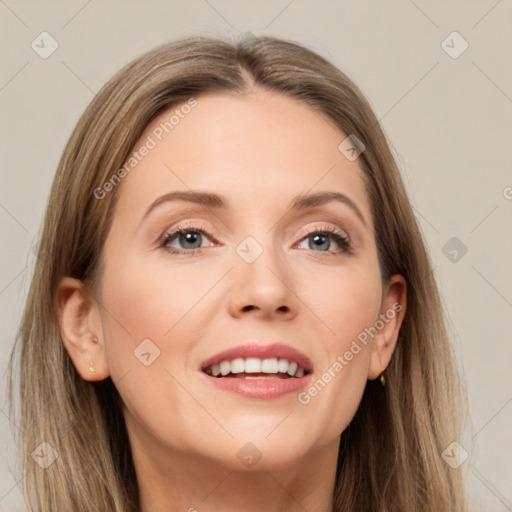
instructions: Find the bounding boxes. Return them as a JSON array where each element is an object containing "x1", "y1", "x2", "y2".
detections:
[{"x1": 227, "y1": 242, "x2": 299, "y2": 321}]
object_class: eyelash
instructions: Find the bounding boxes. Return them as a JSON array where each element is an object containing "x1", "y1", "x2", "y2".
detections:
[{"x1": 158, "y1": 222, "x2": 352, "y2": 257}]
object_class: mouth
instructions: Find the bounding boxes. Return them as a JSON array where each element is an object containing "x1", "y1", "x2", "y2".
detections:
[
  {"x1": 203, "y1": 357, "x2": 309, "y2": 379},
  {"x1": 200, "y1": 342, "x2": 313, "y2": 398}
]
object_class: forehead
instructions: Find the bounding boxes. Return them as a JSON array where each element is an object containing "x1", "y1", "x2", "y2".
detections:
[{"x1": 112, "y1": 90, "x2": 372, "y2": 226}]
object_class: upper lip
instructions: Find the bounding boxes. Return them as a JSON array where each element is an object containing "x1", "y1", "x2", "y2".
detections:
[{"x1": 201, "y1": 342, "x2": 313, "y2": 373}]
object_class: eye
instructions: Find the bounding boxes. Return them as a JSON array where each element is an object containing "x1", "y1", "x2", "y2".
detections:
[
  {"x1": 158, "y1": 223, "x2": 352, "y2": 256},
  {"x1": 296, "y1": 226, "x2": 351, "y2": 255},
  {"x1": 159, "y1": 223, "x2": 216, "y2": 255}
]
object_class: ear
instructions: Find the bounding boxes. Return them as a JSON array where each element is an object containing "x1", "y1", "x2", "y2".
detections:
[
  {"x1": 367, "y1": 274, "x2": 407, "y2": 380},
  {"x1": 56, "y1": 277, "x2": 110, "y2": 381}
]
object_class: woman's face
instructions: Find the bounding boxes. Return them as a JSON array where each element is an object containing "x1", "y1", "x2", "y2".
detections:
[{"x1": 91, "y1": 90, "x2": 405, "y2": 471}]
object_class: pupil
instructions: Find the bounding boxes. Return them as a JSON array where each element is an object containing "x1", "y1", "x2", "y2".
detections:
[
  {"x1": 181, "y1": 231, "x2": 201, "y2": 249},
  {"x1": 311, "y1": 234, "x2": 329, "y2": 251}
]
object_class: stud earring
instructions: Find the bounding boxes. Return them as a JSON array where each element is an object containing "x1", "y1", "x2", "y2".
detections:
[
  {"x1": 379, "y1": 371, "x2": 386, "y2": 386},
  {"x1": 89, "y1": 361, "x2": 95, "y2": 373},
  {"x1": 92, "y1": 336, "x2": 98, "y2": 343}
]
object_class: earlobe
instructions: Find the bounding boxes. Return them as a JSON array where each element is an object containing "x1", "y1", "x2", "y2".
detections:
[
  {"x1": 56, "y1": 277, "x2": 109, "y2": 381},
  {"x1": 367, "y1": 274, "x2": 407, "y2": 380}
]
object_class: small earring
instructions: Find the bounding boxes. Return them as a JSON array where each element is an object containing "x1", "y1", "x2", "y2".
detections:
[
  {"x1": 89, "y1": 361, "x2": 95, "y2": 373},
  {"x1": 92, "y1": 336, "x2": 98, "y2": 344},
  {"x1": 379, "y1": 372, "x2": 386, "y2": 386}
]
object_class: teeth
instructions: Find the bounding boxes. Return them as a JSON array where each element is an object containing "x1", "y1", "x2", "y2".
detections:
[
  {"x1": 205, "y1": 357, "x2": 307, "y2": 378},
  {"x1": 261, "y1": 358, "x2": 278, "y2": 373},
  {"x1": 219, "y1": 361, "x2": 231, "y2": 376},
  {"x1": 230, "y1": 358, "x2": 245, "y2": 374},
  {"x1": 278, "y1": 358, "x2": 289, "y2": 373},
  {"x1": 286, "y1": 361, "x2": 298, "y2": 376},
  {"x1": 245, "y1": 357, "x2": 262, "y2": 373}
]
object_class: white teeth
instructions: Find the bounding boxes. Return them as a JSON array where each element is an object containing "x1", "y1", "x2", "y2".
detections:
[
  {"x1": 219, "y1": 361, "x2": 231, "y2": 376},
  {"x1": 205, "y1": 357, "x2": 307, "y2": 378},
  {"x1": 244, "y1": 357, "x2": 262, "y2": 373},
  {"x1": 230, "y1": 358, "x2": 245, "y2": 374},
  {"x1": 261, "y1": 358, "x2": 278, "y2": 373},
  {"x1": 286, "y1": 361, "x2": 298, "y2": 376},
  {"x1": 278, "y1": 358, "x2": 289, "y2": 373}
]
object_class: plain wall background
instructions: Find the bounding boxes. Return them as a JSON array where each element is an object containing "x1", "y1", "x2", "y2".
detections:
[{"x1": 1, "y1": 1, "x2": 511, "y2": 510}]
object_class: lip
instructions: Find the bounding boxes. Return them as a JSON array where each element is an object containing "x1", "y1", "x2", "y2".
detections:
[
  {"x1": 200, "y1": 342, "x2": 314, "y2": 373},
  {"x1": 200, "y1": 371, "x2": 312, "y2": 399},
  {"x1": 199, "y1": 342, "x2": 314, "y2": 399}
]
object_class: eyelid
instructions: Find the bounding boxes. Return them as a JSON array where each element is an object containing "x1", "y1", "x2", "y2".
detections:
[
  {"x1": 294, "y1": 222, "x2": 351, "y2": 244},
  {"x1": 167, "y1": 220, "x2": 213, "y2": 236}
]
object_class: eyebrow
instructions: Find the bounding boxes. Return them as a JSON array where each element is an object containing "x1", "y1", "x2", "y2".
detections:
[{"x1": 142, "y1": 190, "x2": 367, "y2": 227}]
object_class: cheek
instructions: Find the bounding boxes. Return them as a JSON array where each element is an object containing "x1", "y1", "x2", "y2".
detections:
[
  {"x1": 300, "y1": 259, "x2": 382, "y2": 346},
  {"x1": 295, "y1": 262, "x2": 381, "y2": 438},
  {"x1": 100, "y1": 255, "x2": 216, "y2": 339},
  {"x1": 97, "y1": 257, "x2": 210, "y2": 446},
  {"x1": 97, "y1": 254, "x2": 225, "y2": 397}
]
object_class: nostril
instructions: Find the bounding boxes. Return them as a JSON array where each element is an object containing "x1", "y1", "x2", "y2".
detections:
[{"x1": 241, "y1": 305, "x2": 289, "y2": 313}]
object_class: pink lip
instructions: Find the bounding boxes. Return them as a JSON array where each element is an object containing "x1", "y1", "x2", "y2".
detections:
[
  {"x1": 200, "y1": 371, "x2": 312, "y2": 399},
  {"x1": 199, "y1": 342, "x2": 314, "y2": 399},
  {"x1": 200, "y1": 342, "x2": 313, "y2": 373}
]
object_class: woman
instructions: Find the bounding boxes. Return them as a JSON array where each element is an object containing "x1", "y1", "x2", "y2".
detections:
[{"x1": 7, "y1": 34, "x2": 468, "y2": 511}]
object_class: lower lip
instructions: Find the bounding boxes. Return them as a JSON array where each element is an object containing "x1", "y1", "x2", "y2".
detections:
[{"x1": 201, "y1": 372, "x2": 312, "y2": 399}]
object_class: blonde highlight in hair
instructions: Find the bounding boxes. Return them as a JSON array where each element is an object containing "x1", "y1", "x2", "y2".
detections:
[{"x1": 8, "y1": 34, "x2": 468, "y2": 511}]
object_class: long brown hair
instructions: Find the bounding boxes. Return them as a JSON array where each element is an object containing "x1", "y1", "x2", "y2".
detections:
[{"x1": 8, "y1": 34, "x2": 468, "y2": 511}]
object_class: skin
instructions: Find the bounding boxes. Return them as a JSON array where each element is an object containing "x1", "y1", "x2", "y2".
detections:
[{"x1": 58, "y1": 89, "x2": 406, "y2": 512}]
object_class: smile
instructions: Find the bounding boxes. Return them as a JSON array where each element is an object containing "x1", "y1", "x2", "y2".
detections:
[
  {"x1": 200, "y1": 342, "x2": 313, "y2": 398},
  {"x1": 204, "y1": 357, "x2": 308, "y2": 378}
]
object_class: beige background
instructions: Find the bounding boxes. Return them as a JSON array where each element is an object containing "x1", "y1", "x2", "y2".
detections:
[{"x1": 1, "y1": 1, "x2": 511, "y2": 510}]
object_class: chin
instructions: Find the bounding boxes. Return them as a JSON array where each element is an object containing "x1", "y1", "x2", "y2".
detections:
[{"x1": 203, "y1": 435, "x2": 316, "y2": 472}]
